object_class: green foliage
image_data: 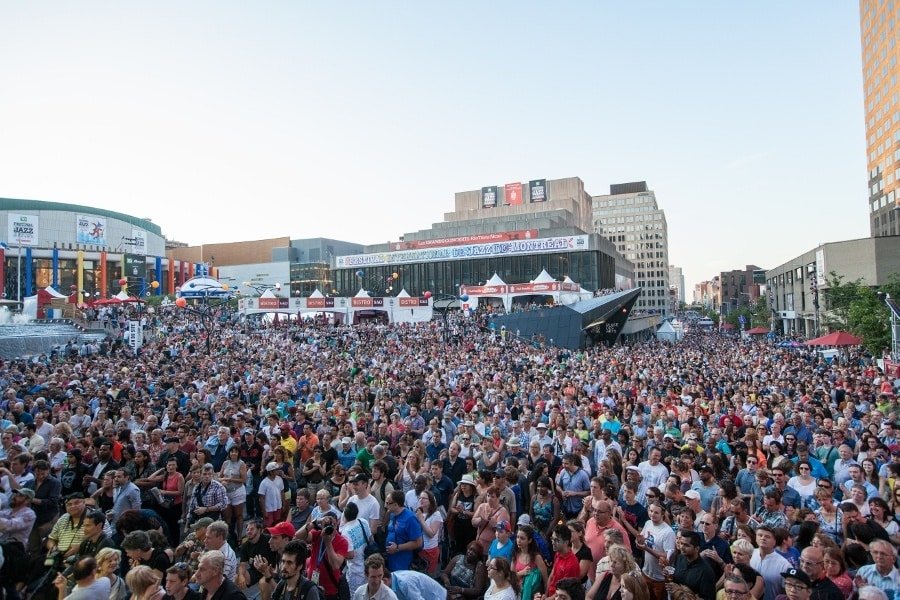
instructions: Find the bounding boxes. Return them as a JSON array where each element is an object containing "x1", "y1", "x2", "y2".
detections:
[
  {"x1": 723, "y1": 298, "x2": 769, "y2": 330},
  {"x1": 821, "y1": 272, "x2": 900, "y2": 354}
]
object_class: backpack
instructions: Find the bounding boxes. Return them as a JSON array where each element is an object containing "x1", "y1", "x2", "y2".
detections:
[
  {"x1": 532, "y1": 530, "x2": 554, "y2": 567},
  {"x1": 273, "y1": 577, "x2": 318, "y2": 600}
]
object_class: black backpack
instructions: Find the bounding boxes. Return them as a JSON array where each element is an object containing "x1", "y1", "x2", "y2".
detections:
[{"x1": 273, "y1": 578, "x2": 319, "y2": 600}]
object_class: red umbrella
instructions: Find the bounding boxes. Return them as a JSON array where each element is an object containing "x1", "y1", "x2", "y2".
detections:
[
  {"x1": 805, "y1": 331, "x2": 863, "y2": 346},
  {"x1": 746, "y1": 326, "x2": 769, "y2": 335}
]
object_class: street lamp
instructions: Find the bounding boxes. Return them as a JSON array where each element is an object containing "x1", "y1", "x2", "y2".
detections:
[
  {"x1": 809, "y1": 275, "x2": 820, "y2": 337},
  {"x1": 174, "y1": 282, "x2": 232, "y2": 354},
  {"x1": 424, "y1": 291, "x2": 469, "y2": 344}
]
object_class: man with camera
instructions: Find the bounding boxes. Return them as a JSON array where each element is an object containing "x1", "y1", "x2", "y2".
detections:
[
  {"x1": 296, "y1": 513, "x2": 349, "y2": 600},
  {"x1": 53, "y1": 556, "x2": 110, "y2": 600}
]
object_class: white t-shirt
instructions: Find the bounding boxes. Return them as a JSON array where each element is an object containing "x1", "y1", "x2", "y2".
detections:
[
  {"x1": 640, "y1": 521, "x2": 676, "y2": 582},
  {"x1": 258, "y1": 476, "x2": 284, "y2": 512},
  {"x1": 638, "y1": 461, "x2": 669, "y2": 488},
  {"x1": 348, "y1": 493, "x2": 381, "y2": 529},
  {"x1": 422, "y1": 511, "x2": 444, "y2": 550},
  {"x1": 751, "y1": 550, "x2": 792, "y2": 600}
]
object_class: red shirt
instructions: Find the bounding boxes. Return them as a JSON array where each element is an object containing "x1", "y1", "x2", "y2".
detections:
[
  {"x1": 547, "y1": 551, "x2": 581, "y2": 595},
  {"x1": 307, "y1": 529, "x2": 350, "y2": 596}
]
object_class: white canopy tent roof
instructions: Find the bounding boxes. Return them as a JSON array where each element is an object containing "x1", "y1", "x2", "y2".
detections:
[{"x1": 656, "y1": 320, "x2": 681, "y2": 343}]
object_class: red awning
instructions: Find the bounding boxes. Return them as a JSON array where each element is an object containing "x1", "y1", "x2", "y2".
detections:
[{"x1": 805, "y1": 331, "x2": 863, "y2": 346}]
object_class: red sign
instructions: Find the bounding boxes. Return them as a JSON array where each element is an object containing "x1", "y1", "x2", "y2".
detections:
[
  {"x1": 505, "y1": 183, "x2": 523, "y2": 205},
  {"x1": 351, "y1": 297, "x2": 385, "y2": 307},
  {"x1": 306, "y1": 297, "x2": 335, "y2": 308},
  {"x1": 259, "y1": 297, "x2": 289, "y2": 309},
  {"x1": 508, "y1": 283, "x2": 560, "y2": 293},
  {"x1": 886, "y1": 360, "x2": 900, "y2": 378},
  {"x1": 391, "y1": 230, "x2": 538, "y2": 251},
  {"x1": 399, "y1": 297, "x2": 429, "y2": 307},
  {"x1": 460, "y1": 285, "x2": 507, "y2": 295}
]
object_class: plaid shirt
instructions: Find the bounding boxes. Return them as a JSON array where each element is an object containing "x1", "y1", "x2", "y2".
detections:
[{"x1": 188, "y1": 479, "x2": 228, "y2": 515}]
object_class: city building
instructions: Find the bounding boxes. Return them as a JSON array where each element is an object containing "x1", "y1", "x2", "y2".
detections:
[
  {"x1": 716, "y1": 265, "x2": 765, "y2": 315},
  {"x1": 170, "y1": 237, "x2": 364, "y2": 297},
  {"x1": 0, "y1": 198, "x2": 196, "y2": 303},
  {"x1": 332, "y1": 177, "x2": 633, "y2": 298},
  {"x1": 669, "y1": 265, "x2": 685, "y2": 306},
  {"x1": 592, "y1": 182, "x2": 671, "y2": 316},
  {"x1": 766, "y1": 236, "x2": 900, "y2": 336},
  {"x1": 861, "y1": 1, "x2": 900, "y2": 236}
]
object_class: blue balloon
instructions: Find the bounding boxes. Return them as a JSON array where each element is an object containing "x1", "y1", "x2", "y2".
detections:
[
  {"x1": 459, "y1": 294, "x2": 469, "y2": 302},
  {"x1": 356, "y1": 270, "x2": 364, "y2": 278}
]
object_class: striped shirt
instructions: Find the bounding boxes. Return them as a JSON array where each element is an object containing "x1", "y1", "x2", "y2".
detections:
[{"x1": 48, "y1": 512, "x2": 88, "y2": 553}]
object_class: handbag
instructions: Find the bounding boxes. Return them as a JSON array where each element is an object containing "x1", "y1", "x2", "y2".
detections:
[
  {"x1": 361, "y1": 520, "x2": 380, "y2": 558},
  {"x1": 319, "y1": 553, "x2": 351, "y2": 600}
]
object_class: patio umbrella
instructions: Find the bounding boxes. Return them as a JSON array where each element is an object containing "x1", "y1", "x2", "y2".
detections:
[
  {"x1": 746, "y1": 326, "x2": 769, "y2": 335},
  {"x1": 805, "y1": 331, "x2": 863, "y2": 346}
]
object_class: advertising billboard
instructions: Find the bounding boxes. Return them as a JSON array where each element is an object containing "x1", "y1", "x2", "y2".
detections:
[
  {"x1": 481, "y1": 186, "x2": 498, "y2": 208},
  {"x1": 7, "y1": 213, "x2": 38, "y2": 245},
  {"x1": 529, "y1": 179, "x2": 547, "y2": 202},
  {"x1": 77, "y1": 215, "x2": 107, "y2": 245},
  {"x1": 504, "y1": 182, "x2": 523, "y2": 205}
]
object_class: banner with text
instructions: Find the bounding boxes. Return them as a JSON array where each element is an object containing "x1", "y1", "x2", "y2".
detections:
[
  {"x1": 7, "y1": 213, "x2": 39, "y2": 245},
  {"x1": 529, "y1": 179, "x2": 547, "y2": 202},
  {"x1": 77, "y1": 215, "x2": 107, "y2": 245},
  {"x1": 336, "y1": 235, "x2": 589, "y2": 268},
  {"x1": 481, "y1": 186, "x2": 498, "y2": 208},
  {"x1": 391, "y1": 230, "x2": 538, "y2": 251},
  {"x1": 130, "y1": 229, "x2": 147, "y2": 255},
  {"x1": 505, "y1": 182, "x2": 523, "y2": 205}
]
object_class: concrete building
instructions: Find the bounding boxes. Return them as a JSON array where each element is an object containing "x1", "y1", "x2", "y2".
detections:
[
  {"x1": 716, "y1": 265, "x2": 765, "y2": 315},
  {"x1": 172, "y1": 237, "x2": 365, "y2": 297},
  {"x1": 592, "y1": 182, "x2": 671, "y2": 316},
  {"x1": 766, "y1": 236, "x2": 900, "y2": 336},
  {"x1": 861, "y1": 1, "x2": 900, "y2": 236},
  {"x1": 669, "y1": 265, "x2": 685, "y2": 304}
]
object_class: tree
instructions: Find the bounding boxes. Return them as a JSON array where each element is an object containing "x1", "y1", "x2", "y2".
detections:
[{"x1": 822, "y1": 272, "x2": 863, "y2": 331}]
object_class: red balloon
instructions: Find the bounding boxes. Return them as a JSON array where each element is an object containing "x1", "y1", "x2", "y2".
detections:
[
  {"x1": 175, "y1": 297, "x2": 187, "y2": 308},
  {"x1": 118, "y1": 278, "x2": 127, "y2": 286},
  {"x1": 423, "y1": 291, "x2": 432, "y2": 299}
]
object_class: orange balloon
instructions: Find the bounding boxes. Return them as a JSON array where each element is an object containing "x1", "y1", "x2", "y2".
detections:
[{"x1": 175, "y1": 297, "x2": 187, "y2": 308}]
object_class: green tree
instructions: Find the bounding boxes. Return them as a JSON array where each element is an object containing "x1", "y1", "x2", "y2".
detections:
[{"x1": 822, "y1": 272, "x2": 863, "y2": 331}]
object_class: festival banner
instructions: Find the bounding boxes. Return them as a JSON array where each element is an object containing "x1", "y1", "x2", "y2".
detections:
[
  {"x1": 306, "y1": 297, "x2": 336, "y2": 309},
  {"x1": 391, "y1": 230, "x2": 538, "y2": 251},
  {"x1": 529, "y1": 179, "x2": 547, "y2": 202},
  {"x1": 399, "y1": 297, "x2": 429, "y2": 307},
  {"x1": 504, "y1": 182, "x2": 523, "y2": 205},
  {"x1": 8, "y1": 213, "x2": 39, "y2": 245},
  {"x1": 351, "y1": 297, "x2": 385, "y2": 307},
  {"x1": 259, "y1": 297, "x2": 290, "y2": 309},
  {"x1": 124, "y1": 254, "x2": 147, "y2": 281},
  {"x1": 76, "y1": 215, "x2": 107, "y2": 245},
  {"x1": 481, "y1": 186, "x2": 498, "y2": 208},
  {"x1": 337, "y1": 235, "x2": 589, "y2": 268},
  {"x1": 131, "y1": 229, "x2": 147, "y2": 255}
]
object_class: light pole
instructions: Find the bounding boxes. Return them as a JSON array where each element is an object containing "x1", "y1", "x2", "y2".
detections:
[
  {"x1": 174, "y1": 281, "x2": 232, "y2": 354},
  {"x1": 423, "y1": 292, "x2": 469, "y2": 344},
  {"x1": 809, "y1": 275, "x2": 820, "y2": 337}
]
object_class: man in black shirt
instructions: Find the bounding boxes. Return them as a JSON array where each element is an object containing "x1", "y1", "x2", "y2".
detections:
[
  {"x1": 123, "y1": 530, "x2": 173, "y2": 579},
  {"x1": 156, "y1": 437, "x2": 192, "y2": 476},
  {"x1": 196, "y1": 550, "x2": 246, "y2": 600},
  {"x1": 670, "y1": 530, "x2": 716, "y2": 600},
  {"x1": 238, "y1": 519, "x2": 278, "y2": 591},
  {"x1": 76, "y1": 510, "x2": 115, "y2": 557}
]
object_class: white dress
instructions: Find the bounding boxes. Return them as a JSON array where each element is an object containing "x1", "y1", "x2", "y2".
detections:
[{"x1": 484, "y1": 583, "x2": 517, "y2": 600}]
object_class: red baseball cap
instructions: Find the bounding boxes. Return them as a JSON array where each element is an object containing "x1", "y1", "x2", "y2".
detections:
[{"x1": 267, "y1": 522, "x2": 296, "y2": 538}]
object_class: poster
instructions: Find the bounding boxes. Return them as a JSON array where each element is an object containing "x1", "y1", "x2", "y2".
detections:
[
  {"x1": 131, "y1": 229, "x2": 147, "y2": 255},
  {"x1": 128, "y1": 320, "x2": 143, "y2": 353},
  {"x1": 124, "y1": 254, "x2": 147, "y2": 281},
  {"x1": 504, "y1": 182, "x2": 523, "y2": 206},
  {"x1": 529, "y1": 179, "x2": 547, "y2": 202},
  {"x1": 481, "y1": 186, "x2": 498, "y2": 208},
  {"x1": 77, "y1": 215, "x2": 107, "y2": 245},
  {"x1": 7, "y1": 213, "x2": 38, "y2": 245}
]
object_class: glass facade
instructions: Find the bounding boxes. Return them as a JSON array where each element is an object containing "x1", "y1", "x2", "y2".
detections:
[
  {"x1": 289, "y1": 262, "x2": 333, "y2": 297},
  {"x1": 332, "y1": 250, "x2": 615, "y2": 297}
]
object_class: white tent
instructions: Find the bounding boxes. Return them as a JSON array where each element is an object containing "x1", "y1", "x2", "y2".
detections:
[
  {"x1": 486, "y1": 273, "x2": 506, "y2": 286},
  {"x1": 531, "y1": 269, "x2": 556, "y2": 284},
  {"x1": 309, "y1": 289, "x2": 324, "y2": 298},
  {"x1": 560, "y1": 276, "x2": 594, "y2": 305},
  {"x1": 656, "y1": 320, "x2": 681, "y2": 343}
]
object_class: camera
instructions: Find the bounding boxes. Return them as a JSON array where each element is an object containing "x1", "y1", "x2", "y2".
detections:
[{"x1": 323, "y1": 525, "x2": 334, "y2": 535}]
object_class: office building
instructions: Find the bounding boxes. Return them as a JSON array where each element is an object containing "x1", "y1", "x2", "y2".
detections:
[
  {"x1": 861, "y1": 1, "x2": 900, "y2": 236},
  {"x1": 592, "y1": 182, "x2": 671, "y2": 316}
]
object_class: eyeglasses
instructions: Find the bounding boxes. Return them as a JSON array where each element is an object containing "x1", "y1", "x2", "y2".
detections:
[
  {"x1": 700, "y1": 521, "x2": 715, "y2": 526},
  {"x1": 646, "y1": 494, "x2": 657, "y2": 499},
  {"x1": 799, "y1": 466, "x2": 810, "y2": 471},
  {"x1": 724, "y1": 590, "x2": 749, "y2": 598},
  {"x1": 800, "y1": 559, "x2": 823, "y2": 566}
]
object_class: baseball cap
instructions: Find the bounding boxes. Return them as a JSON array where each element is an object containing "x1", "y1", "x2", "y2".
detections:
[
  {"x1": 267, "y1": 521, "x2": 296, "y2": 538},
  {"x1": 265, "y1": 462, "x2": 282, "y2": 472},
  {"x1": 164, "y1": 436, "x2": 180, "y2": 444},
  {"x1": 12, "y1": 488, "x2": 35, "y2": 499},
  {"x1": 191, "y1": 517, "x2": 214, "y2": 531},
  {"x1": 781, "y1": 569, "x2": 812, "y2": 587},
  {"x1": 517, "y1": 514, "x2": 532, "y2": 526},
  {"x1": 341, "y1": 437, "x2": 352, "y2": 445},
  {"x1": 684, "y1": 490, "x2": 701, "y2": 500},
  {"x1": 495, "y1": 520, "x2": 511, "y2": 533}
]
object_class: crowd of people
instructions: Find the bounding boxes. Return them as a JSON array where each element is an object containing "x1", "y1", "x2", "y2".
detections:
[{"x1": 0, "y1": 309, "x2": 897, "y2": 600}]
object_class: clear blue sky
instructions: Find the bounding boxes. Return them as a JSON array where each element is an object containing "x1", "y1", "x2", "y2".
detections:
[{"x1": 0, "y1": 2, "x2": 867, "y2": 292}]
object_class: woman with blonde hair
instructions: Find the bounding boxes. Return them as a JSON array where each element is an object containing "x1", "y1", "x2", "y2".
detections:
[
  {"x1": 587, "y1": 544, "x2": 638, "y2": 600},
  {"x1": 95, "y1": 548, "x2": 127, "y2": 600},
  {"x1": 125, "y1": 565, "x2": 165, "y2": 600}
]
